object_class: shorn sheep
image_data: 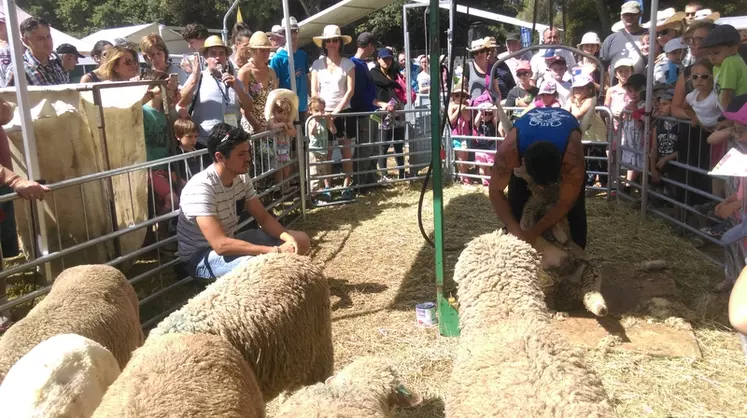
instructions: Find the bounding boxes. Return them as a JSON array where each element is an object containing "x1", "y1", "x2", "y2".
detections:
[
  {"x1": 0, "y1": 265, "x2": 144, "y2": 383},
  {"x1": 446, "y1": 230, "x2": 616, "y2": 417},
  {"x1": 514, "y1": 165, "x2": 608, "y2": 316},
  {"x1": 275, "y1": 356, "x2": 421, "y2": 418},
  {"x1": 92, "y1": 333, "x2": 265, "y2": 418},
  {"x1": 0, "y1": 334, "x2": 120, "y2": 418},
  {"x1": 148, "y1": 253, "x2": 332, "y2": 401}
]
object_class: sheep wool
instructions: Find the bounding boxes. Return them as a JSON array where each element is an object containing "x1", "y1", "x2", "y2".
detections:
[
  {"x1": 446, "y1": 230, "x2": 616, "y2": 418},
  {"x1": 148, "y1": 253, "x2": 333, "y2": 401},
  {"x1": 92, "y1": 333, "x2": 265, "y2": 418},
  {"x1": 275, "y1": 356, "x2": 421, "y2": 418},
  {"x1": 0, "y1": 265, "x2": 144, "y2": 383},
  {"x1": 0, "y1": 334, "x2": 120, "y2": 418},
  {"x1": 514, "y1": 165, "x2": 608, "y2": 317}
]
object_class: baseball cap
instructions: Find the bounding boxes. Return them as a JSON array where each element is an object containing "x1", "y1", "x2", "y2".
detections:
[
  {"x1": 623, "y1": 73, "x2": 646, "y2": 90},
  {"x1": 656, "y1": 88, "x2": 674, "y2": 101},
  {"x1": 281, "y1": 17, "x2": 299, "y2": 31},
  {"x1": 664, "y1": 37, "x2": 687, "y2": 53},
  {"x1": 614, "y1": 57, "x2": 635, "y2": 69},
  {"x1": 357, "y1": 32, "x2": 376, "y2": 47},
  {"x1": 505, "y1": 32, "x2": 519, "y2": 42},
  {"x1": 702, "y1": 24, "x2": 741, "y2": 48},
  {"x1": 377, "y1": 48, "x2": 393, "y2": 59},
  {"x1": 547, "y1": 55, "x2": 566, "y2": 66},
  {"x1": 539, "y1": 79, "x2": 557, "y2": 95},
  {"x1": 571, "y1": 73, "x2": 594, "y2": 88},
  {"x1": 516, "y1": 61, "x2": 531, "y2": 73},
  {"x1": 56, "y1": 43, "x2": 84, "y2": 58},
  {"x1": 621, "y1": 1, "x2": 641, "y2": 15}
]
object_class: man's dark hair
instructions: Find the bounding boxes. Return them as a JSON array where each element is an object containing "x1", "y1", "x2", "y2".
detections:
[
  {"x1": 232, "y1": 22, "x2": 251, "y2": 44},
  {"x1": 20, "y1": 17, "x2": 49, "y2": 38},
  {"x1": 233, "y1": 28, "x2": 253, "y2": 45},
  {"x1": 524, "y1": 141, "x2": 563, "y2": 186},
  {"x1": 207, "y1": 123, "x2": 250, "y2": 162},
  {"x1": 182, "y1": 23, "x2": 209, "y2": 42},
  {"x1": 92, "y1": 40, "x2": 113, "y2": 58}
]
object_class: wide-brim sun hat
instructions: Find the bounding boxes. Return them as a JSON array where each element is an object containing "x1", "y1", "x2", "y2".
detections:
[
  {"x1": 577, "y1": 32, "x2": 601, "y2": 48},
  {"x1": 200, "y1": 35, "x2": 231, "y2": 55},
  {"x1": 642, "y1": 8, "x2": 686, "y2": 29},
  {"x1": 611, "y1": 21, "x2": 625, "y2": 33},
  {"x1": 264, "y1": 88, "x2": 300, "y2": 122},
  {"x1": 313, "y1": 25, "x2": 352, "y2": 47},
  {"x1": 451, "y1": 82, "x2": 468, "y2": 96},
  {"x1": 249, "y1": 31, "x2": 277, "y2": 50},
  {"x1": 693, "y1": 9, "x2": 720, "y2": 22},
  {"x1": 571, "y1": 73, "x2": 594, "y2": 88}
]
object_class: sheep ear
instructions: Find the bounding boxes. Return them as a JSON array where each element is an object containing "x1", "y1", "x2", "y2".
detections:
[{"x1": 392, "y1": 384, "x2": 422, "y2": 408}]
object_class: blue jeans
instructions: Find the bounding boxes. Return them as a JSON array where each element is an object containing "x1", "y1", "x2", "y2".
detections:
[{"x1": 193, "y1": 229, "x2": 283, "y2": 279}]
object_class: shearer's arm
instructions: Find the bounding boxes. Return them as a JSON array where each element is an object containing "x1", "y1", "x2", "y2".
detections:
[{"x1": 489, "y1": 129, "x2": 522, "y2": 237}]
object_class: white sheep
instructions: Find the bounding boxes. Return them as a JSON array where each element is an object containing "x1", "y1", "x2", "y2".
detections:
[
  {"x1": 0, "y1": 265, "x2": 144, "y2": 383},
  {"x1": 445, "y1": 230, "x2": 616, "y2": 418},
  {"x1": 514, "y1": 165, "x2": 608, "y2": 317},
  {"x1": 147, "y1": 253, "x2": 333, "y2": 401},
  {"x1": 275, "y1": 356, "x2": 421, "y2": 418},
  {"x1": 0, "y1": 334, "x2": 120, "y2": 418},
  {"x1": 92, "y1": 333, "x2": 265, "y2": 418}
]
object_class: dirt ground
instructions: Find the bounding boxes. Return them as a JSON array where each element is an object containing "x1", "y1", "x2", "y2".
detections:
[{"x1": 265, "y1": 182, "x2": 747, "y2": 418}]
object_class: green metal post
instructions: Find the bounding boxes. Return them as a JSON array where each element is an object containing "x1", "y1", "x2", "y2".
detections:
[{"x1": 429, "y1": 0, "x2": 459, "y2": 337}]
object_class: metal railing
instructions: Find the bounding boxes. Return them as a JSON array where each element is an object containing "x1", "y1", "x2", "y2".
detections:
[{"x1": 0, "y1": 128, "x2": 302, "y2": 327}]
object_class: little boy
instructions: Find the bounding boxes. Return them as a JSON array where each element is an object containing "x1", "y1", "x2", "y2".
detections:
[
  {"x1": 650, "y1": 88, "x2": 679, "y2": 189},
  {"x1": 702, "y1": 24, "x2": 747, "y2": 111},
  {"x1": 306, "y1": 96, "x2": 336, "y2": 202},
  {"x1": 173, "y1": 118, "x2": 203, "y2": 188},
  {"x1": 663, "y1": 37, "x2": 686, "y2": 85}
]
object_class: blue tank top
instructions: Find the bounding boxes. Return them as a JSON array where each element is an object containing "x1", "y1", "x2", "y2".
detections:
[{"x1": 514, "y1": 107, "x2": 579, "y2": 157}]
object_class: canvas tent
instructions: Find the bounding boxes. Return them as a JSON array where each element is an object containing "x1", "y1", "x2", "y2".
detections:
[
  {"x1": 0, "y1": 5, "x2": 92, "y2": 54},
  {"x1": 82, "y1": 23, "x2": 193, "y2": 56}
]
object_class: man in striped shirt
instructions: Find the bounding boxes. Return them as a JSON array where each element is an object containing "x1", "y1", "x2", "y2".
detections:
[
  {"x1": 5, "y1": 17, "x2": 68, "y2": 87},
  {"x1": 177, "y1": 123, "x2": 310, "y2": 279}
]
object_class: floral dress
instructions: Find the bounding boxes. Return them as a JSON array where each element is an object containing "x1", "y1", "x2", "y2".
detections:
[{"x1": 240, "y1": 68, "x2": 275, "y2": 135}]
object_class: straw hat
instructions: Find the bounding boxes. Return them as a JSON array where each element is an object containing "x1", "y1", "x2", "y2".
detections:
[
  {"x1": 469, "y1": 38, "x2": 493, "y2": 52},
  {"x1": 200, "y1": 35, "x2": 230, "y2": 55},
  {"x1": 642, "y1": 8, "x2": 686, "y2": 29},
  {"x1": 693, "y1": 9, "x2": 720, "y2": 22},
  {"x1": 264, "y1": 88, "x2": 299, "y2": 122},
  {"x1": 249, "y1": 31, "x2": 276, "y2": 50},
  {"x1": 577, "y1": 32, "x2": 601, "y2": 48},
  {"x1": 451, "y1": 82, "x2": 468, "y2": 96},
  {"x1": 313, "y1": 25, "x2": 352, "y2": 47}
]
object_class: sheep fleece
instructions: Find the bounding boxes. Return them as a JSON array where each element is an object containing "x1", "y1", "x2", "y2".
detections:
[
  {"x1": 0, "y1": 333, "x2": 120, "y2": 418},
  {"x1": 446, "y1": 231, "x2": 616, "y2": 417},
  {"x1": 148, "y1": 253, "x2": 333, "y2": 401},
  {"x1": 0, "y1": 265, "x2": 143, "y2": 383},
  {"x1": 92, "y1": 333, "x2": 264, "y2": 418}
]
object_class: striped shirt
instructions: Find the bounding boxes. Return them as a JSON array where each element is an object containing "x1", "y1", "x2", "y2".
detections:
[{"x1": 177, "y1": 164, "x2": 257, "y2": 262}]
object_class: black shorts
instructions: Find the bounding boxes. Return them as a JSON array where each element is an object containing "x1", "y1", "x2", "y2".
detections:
[{"x1": 331, "y1": 109, "x2": 354, "y2": 140}]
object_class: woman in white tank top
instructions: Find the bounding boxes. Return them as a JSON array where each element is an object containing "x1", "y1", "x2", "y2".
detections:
[{"x1": 310, "y1": 25, "x2": 356, "y2": 198}]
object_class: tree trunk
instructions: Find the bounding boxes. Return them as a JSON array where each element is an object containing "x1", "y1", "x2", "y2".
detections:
[
  {"x1": 298, "y1": 0, "x2": 321, "y2": 16},
  {"x1": 595, "y1": 0, "x2": 611, "y2": 36}
]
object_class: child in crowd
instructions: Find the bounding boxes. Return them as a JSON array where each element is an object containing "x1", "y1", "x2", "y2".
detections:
[
  {"x1": 620, "y1": 73, "x2": 646, "y2": 186},
  {"x1": 568, "y1": 73, "x2": 607, "y2": 185},
  {"x1": 702, "y1": 25, "x2": 747, "y2": 113},
  {"x1": 533, "y1": 80, "x2": 562, "y2": 109},
  {"x1": 663, "y1": 37, "x2": 687, "y2": 85},
  {"x1": 650, "y1": 88, "x2": 680, "y2": 194},
  {"x1": 546, "y1": 56, "x2": 571, "y2": 106},
  {"x1": 473, "y1": 102, "x2": 499, "y2": 186},
  {"x1": 306, "y1": 96, "x2": 335, "y2": 202},
  {"x1": 265, "y1": 89, "x2": 299, "y2": 195},
  {"x1": 605, "y1": 58, "x2": 634, "y2": 123},
  {"x1": 685, "y1": 60, "x2": 722, "y2": 129},
  {"x1": 505, "y1": 61, "x2": 538, "y2": 109},
  {"x1": 173, "y1": 118, "x2": 203, "y2": 193},
  {"x1": 448, "y1": 83, "x2": 476, "y2": 184}
]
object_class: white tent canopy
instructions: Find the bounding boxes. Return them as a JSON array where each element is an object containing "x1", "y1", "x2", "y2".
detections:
[
  {"x1": 1, "y1": 5, "x2": 92, "y2": 54},
  {"x1": 410, "y1": 0, "x2": 553, "y2": 34},
  {"x1": 298, "y1": 0, "x2": 397, "y2": 46},
  {"x1": 82, "y1": 23, "x2": 192, "y2": 56}
]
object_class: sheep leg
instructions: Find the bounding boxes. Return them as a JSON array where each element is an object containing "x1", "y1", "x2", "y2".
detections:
[{"x1": 580, "y1": 264, "x2": 608, "y2": 317}]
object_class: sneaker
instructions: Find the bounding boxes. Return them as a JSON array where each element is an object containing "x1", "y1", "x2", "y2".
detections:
[
  {"x1": 317, "y1": 192, "x2": 333, "y2": 202},
  {"x1": 701, "y1": 220, "x2": 731, "y2": 238},
  {"x1": 379, "y1": 175, "x2": 392, "y2": 183},
  {"x1": 341, "y1": 189, "x2": 354, "y2": 200}
]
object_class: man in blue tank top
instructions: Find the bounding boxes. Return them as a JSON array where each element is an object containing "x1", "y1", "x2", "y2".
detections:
[{"x1": 489, "y1": 107, "x2": 587, "y2": 249}]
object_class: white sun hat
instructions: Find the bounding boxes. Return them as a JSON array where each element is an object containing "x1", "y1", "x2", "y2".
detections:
[
  {"x1": 577, "y1": 32, "x2": 601, "y2": 48},
  {"x1": 312, "y1": 25, "x2": 352, "y2": 47},
  {"x1": 264, "y1": 89, "x2": 299, "y2": 122}
]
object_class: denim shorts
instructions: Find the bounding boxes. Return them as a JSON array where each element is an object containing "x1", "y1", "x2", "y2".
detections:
[{"x1": 189, "y1": 229, "x2": 283, "y2": 280}]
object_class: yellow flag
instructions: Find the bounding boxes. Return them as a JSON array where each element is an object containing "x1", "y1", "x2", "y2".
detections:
[{"x1": 237, "y1": 5, "x2": 244, "y2": 23}]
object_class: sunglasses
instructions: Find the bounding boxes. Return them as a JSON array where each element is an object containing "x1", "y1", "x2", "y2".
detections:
[
  {"x1": 684, "y1": 36, "x2": 704, "y2": 45},
  {"x1": 691, "y1": 74, "x2": 711, "y2": 81},
  {"x1": 516, "y1": 71, "x2": 532, "y2": 77},
  {"x1": 685, "y1": 12, "x2": 697, "y2": 16},
  {"x1": 656, "y1": 30, "x2": 673, "y2": 37},
  {"x1": 324, "y1": 38, "x2": 340, "y2": 44}
]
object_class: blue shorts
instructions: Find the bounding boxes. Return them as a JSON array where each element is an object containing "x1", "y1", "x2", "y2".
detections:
[{"x1": 190, "y1": 229, "x2": 283, "y2": 280}]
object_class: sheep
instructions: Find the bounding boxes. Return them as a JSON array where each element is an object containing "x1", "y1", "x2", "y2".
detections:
[
  {"x1": 514, "y1": 165, "x2": 608, "y2": 317},
  {"x1": 147, "y1": 253, "x2": 332, "y2": 401},
  {"x1": 0, "y1": 265, "x2": 144, "y2": 383},
  {"x1": 92, "y1": 333, "x2": 265, "y2": 418},
  {"x1": 445, "y1": 230, "x2": 616, "y2": 418},
  {"x1": 0, "y1": 334, "x2": 120, "y2": 418},
  {"x1": 275, "y1": 356, "x2": 421, "y2": 418}
]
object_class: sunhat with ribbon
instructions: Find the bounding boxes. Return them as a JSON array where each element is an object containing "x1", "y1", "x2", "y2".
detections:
[
  {"x1": 249, "y1": 31, "x2": 276, "y2": 50},
  {"x1": 312, "y1": 25, "x2": 352, "y2": 47}
]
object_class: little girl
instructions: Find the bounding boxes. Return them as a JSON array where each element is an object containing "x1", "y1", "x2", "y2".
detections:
[
  {"x1": 620, "y1": 73, "x2": 646, "y2": 185},
  {"x1": 306, "y1": 96, "x2": 336, "y2": 202},
  {"x1": 473, "y1": 102, "x2": 498, "y2": 186},
  {"x1": 568, "y1": 73, "x2": 607, "y2": 185},
  {"x1": 449, "y1": 84, "x2": 476, "y2": 184},
  {"x1": 685, "y1": 60, "x2": 721, "y2": 129},
  {"x1": 532, "y1": 80, "x2": 561, "y2": 109},
  {"x1": 265, "y1": 89, "x2": 298, "y2": 195}
]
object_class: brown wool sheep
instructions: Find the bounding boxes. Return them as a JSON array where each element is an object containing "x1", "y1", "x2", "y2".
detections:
[
  {"x1": 0, "y1": 334, "x2": 120, "y2": 418},
  {"x1": 275, "y1": 356, "x2": 421, "y2": 418},
  {"x1": 514, "y1": 165, "x2": 608, "y2": 317},
  {"x1": 92, "y1": 333, "x2": 264, "y2": 418},
  {"x1": 445, "y1": 230, "x2": 616, "y2": 418},
  {"x1": 147, "y1": 253, "x2": 332, "y2": 401},
  {"x1": 0, "y1": 265, "x2": 143, "y2": 383}
]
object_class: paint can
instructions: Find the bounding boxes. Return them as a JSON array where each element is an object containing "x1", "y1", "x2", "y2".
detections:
[{"x1": 416, "y1": 302, "x2": 437, "y2": 327}]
